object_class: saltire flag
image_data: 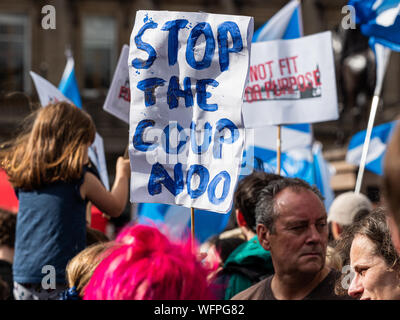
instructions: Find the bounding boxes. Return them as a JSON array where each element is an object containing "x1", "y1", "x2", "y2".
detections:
[
  {"x1": 241, "y1": 127, "x2": 335, "y2": 210},
  {"x1": 346, "y1": 1, "x2": 399, "y2": 193},
  {"x1": 346, "y1": 121, "x2": 398, "y2": 175},
  {"x1": 59, "y1": 55, "x2": 82, "y2": 108},
  {"x1": 349, "y1": 0, "x2": 400, "y2": 51},
  {"x1": 253, "y1": 0, "x2": 302, "y2": 41},
  {"x1": 312, "y1": 142, "x2": 335, "y2": 210}
]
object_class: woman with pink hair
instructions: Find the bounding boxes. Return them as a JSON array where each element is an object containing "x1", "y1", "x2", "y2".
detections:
[{"x1": 84, "y1": 224, "x2": 215, "y2": 300}]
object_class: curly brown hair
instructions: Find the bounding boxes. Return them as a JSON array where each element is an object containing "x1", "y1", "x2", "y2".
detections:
[
  {"x1": 333, "y1": 207, "x2": 399, "y2": 295},
  {"x1": 0, "y1": 208, "x2": 16, "y2": 248}
]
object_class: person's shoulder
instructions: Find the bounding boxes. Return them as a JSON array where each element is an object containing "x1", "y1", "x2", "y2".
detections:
[
  {"x1": 308, "y1": 268, "x2": 354, "y2": 300},
  {"x1": 225, "y1": 236, "x2": 270, "y2": 266},
  {"x1": 325, "y1": 268, "x2": 343, "y2": 283},
  {"x1": 230, "y1": 275, "x2": 272, "y2": 300}
]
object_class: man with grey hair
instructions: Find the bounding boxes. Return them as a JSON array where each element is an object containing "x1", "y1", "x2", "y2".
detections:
[{"x1": 232, "y1": 177, "x2": 347, "y2": 300}]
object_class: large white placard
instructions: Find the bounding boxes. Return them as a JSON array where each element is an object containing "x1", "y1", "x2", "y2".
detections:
[
  {"x1": 103, "y1": 44, "x2": 130, "y2": 123},
  {"x1": 243, "y1": 31, "x2": 339, "y2": 127},
  {"x1": 128, "y1": 10, "x2": 253, "y2": 213},
  {"x1": 30, "y1": 71, "x2": 110, "y2": 190}
]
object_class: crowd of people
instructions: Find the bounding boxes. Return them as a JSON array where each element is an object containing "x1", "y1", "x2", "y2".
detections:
[{"x1": 1, "y1": 98, "x2": 400, "y2": 300}]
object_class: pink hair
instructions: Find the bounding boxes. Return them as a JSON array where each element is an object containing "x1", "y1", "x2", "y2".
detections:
[{"x1": 83, "y1": 224, "x2": 215, "y2": 300}]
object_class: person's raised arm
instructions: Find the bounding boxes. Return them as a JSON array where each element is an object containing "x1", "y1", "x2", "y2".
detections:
[{"x1": 81, "y1": 156, "x2": 130, "y2": 218}]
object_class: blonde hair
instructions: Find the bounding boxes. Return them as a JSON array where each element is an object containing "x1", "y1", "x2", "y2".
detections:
[
  {"x1": 0, "y1": 102, "x2": 96, "y2": 190},
  {"x1": 66, "y1": 241, "x2": 115, "y2": 297}
]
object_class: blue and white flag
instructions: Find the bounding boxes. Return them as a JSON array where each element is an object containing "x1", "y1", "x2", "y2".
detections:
[
  {"x1": 253, "y1": 0, "x2": 302, "y2": 41},
  {"x1": 312, "y1": 142, "x2": 335, "y2": 210},
  {"x1": 346, "y1": 121, "x2": 398, "y2": 175},
  {"x1": 59, "y1": 55, "x2": 82, "y2": 108},
  {"x1": 136, "y1": 203, "x2": 231, "y2": 244},
  {"x1": 349, "y1": 0, "x2": 400, "y2": 51},
  {"x1": 242, "y1": 131, "x2": 335, "y2": 210}
]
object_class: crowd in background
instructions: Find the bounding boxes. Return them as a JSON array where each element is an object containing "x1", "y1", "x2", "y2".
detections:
[{"x1": 1, "y1": 94, "x2": 400, "y2": 300}]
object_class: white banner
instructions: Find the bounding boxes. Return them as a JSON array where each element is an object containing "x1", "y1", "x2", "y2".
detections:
[
  {"x1": 30, "y1": 71, "x2": 110, "y2": 190},
  {"x1": 103, "y1": 44, "x2": 130, "y2": 123},
  {"x1": 30, "y1": 71, "x2": 73, "y2": 106},
  {"x1": 243, "y1": 31, "x2": 338, "y2": 127},
  {"x1": 88, "y1": 133, "x2": 110, "y2": 190},
  {"x1": 128, "y1": 10, "x2": 253, "y2": 213}
]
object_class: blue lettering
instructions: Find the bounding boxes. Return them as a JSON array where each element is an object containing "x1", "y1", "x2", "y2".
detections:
[
  {"x1": 217, "y1": 21, "x2": 243, "y2": 72},
  {"x1": 167, "y1": 76, "x2": 193, "y2": 109},
  {"x1": 186, "y1": 22, "x2": 215, "y2": 70},
  {"x1": 148, "y1": 162, "x2": 184, "y2": 196},
  {"x1": 162, "y1": 122, "x2": 188, "y2": 154},
  {"x1": 137, "y1": 77, "x2": 166, "y2": 107},
  {"x1": 186, "y1": 165, "x2": 209, "y2": 199},
  {"x1": 190, "y1": 121, "x2": 212, "y2": 154},
  {"x1": 132, "y1": 119, "x2": 157, "y2": 152},
  {"x1": 161, "y1": 19, "x2": 189, "y2": 66},
  {"x1": 196, "y1": 79, "x2": 219, "y2": 111},
  {"x1": 213, "y1": 118, "x2": 239, "y2": 159},
  {"x1": 207, "y1": 171, "x2": 231, "y2": 205},
  {"x1": 132, "y1": 21, "x2": 158, "y2": 69}
]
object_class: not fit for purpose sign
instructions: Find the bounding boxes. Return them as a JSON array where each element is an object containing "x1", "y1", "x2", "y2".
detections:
[{"x1": 243, "y1": 31, "x2": 339, "y2": 127}]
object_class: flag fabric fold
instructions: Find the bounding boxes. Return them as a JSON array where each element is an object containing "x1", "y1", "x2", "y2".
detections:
[
  {"x1": 349, "y1": 0, "x2": 400, "y2": 51},
  {"x1": 253, "y1": 0, "x2": 302, "y2": 41},
  {"x1": 346, "y1": 121, "x2": 398, "y2": 176},
  {"x1": 59, "y1": 56, "x2": 82, "y2": 108},
  {"x1": 242, "y1": 135, "x2": 335, "y2": 210}
]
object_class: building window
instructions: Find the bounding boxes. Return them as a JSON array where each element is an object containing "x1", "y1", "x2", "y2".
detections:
[
  {"x1": 82, "y1": 16, "x2": 117, "y2": 96},
  {"x1": 0, "y1": 14, "x2": 30, "y2": 94}
]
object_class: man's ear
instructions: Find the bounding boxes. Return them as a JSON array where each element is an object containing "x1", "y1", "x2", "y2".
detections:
[
  {"x1": 257, "y1": 223, "x2": 271, "y2": 251},
  {"x1": 236, "y1": 209, "x2": 247, "y2": 228}
]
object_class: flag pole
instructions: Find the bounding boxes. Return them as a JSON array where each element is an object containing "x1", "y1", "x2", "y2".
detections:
[
  {"x1": 354, "y1": 95, "x2": 380, "y2": 194},
  {"x1": 354, "y1": 44, "x2": 390, "y2": 194},
  {"x1": 191, "y1": 207, "x2": 195, "y2": 251},
  {"x1": 277, "y1": 125, "x2": 282, "y2": 174}
]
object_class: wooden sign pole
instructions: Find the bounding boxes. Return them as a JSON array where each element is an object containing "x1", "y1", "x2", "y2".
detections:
[
  {"x1": 191, "y1": 207, "x2": 195, "y2": 251},
  {"x1": 277, "y1": 125, "x2": 282, "y2": 174}
]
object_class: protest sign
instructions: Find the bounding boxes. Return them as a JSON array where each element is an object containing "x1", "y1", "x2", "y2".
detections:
[
  {"x1": 103, "y1": 44, "x2": 130, "y2": 123},
  {"x1": 243, "y1": 31, "x2": 338, "y2": 127},
  {"x1": 30, "y1": 71, "x2": 73, "y2": 106},
  {"x1": 30, "y1": 71, "x2": 110, "y2": 190},
  {"x1": 128, "y1": 10, "x2": 253, "y2": 213}
]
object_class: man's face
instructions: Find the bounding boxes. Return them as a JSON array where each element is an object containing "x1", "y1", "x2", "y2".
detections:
[{"x1": 262, "y1": 187, "x2": 329, "y2": 276}]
